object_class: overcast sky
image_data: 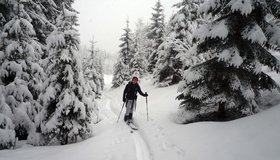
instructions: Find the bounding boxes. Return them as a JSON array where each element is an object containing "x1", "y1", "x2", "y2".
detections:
[{"x1": 73, "y1": 0, "x2": 179, "y2": 54}]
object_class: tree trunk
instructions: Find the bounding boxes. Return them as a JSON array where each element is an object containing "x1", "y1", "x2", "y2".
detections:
[{"x1": 218, "y1": 102, "x2": 226, "y2": 118}]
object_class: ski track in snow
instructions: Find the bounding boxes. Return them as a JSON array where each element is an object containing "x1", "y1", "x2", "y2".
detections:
[
  {"x1": 103, "y1": 95, "x2": 153, "y2": 160},
  {"x1": 132, "y1": 131, "x2": 153, "y2": 160},
  {"x1": 132, "y1": 116, "x2": 186, "y2": 160},
  {"x1": 103, "y1": 92, "x2": 186, "y2": 160}
]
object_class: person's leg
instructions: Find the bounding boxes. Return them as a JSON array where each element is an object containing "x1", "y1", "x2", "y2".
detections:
[
  {"x1": 124, "y1": 115, "x2": 128, "y2": 122},
  {"x1": 128, "y1": 100, "x2": 136, "y2": 123},
  {"x1": 124, "y1": 100, "x2": 132, "y2": 122}
]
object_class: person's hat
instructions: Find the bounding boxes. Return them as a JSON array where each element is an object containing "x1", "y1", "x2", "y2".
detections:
[{"x1": 132, "y1": 76, "x2": 138, "y2": 82}]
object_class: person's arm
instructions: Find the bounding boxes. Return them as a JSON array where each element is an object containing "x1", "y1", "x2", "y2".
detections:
[
  {"x1": 137, "y1": 84, "x2": 147, "y2": 97},
  {"x1": 123, "y1": 84, "x2": 128, "y2": 102}
]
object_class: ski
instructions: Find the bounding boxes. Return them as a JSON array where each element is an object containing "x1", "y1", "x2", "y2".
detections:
[{"x1": 127, "y1": 122, "x2": 138, "y2": 131}]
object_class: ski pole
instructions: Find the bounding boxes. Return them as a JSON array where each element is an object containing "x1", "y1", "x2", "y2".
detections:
[
  {"x1": 145, "y1": 92, "x2": 149, "y2": 121},
  {"x1": 117, "y1": 102, "x2": 126, "y2": 123}
]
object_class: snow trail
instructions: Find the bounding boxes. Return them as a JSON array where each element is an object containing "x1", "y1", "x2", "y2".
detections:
[
  {"x1": 104, "y1": 99, "x2": 118, "y2": 123},
  {"x1": 103, "y1": 95, "x2": 153, "y2": 160},
  {"x1": 103, "y1": 81, "x2": 187, "y2": 160},
  {"x1": 132, "y1": 132, "x2": 153, "y2": 160}
]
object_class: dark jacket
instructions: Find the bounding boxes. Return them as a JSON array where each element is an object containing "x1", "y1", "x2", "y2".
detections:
[{"x1": 123, "y1": 82, "x2": 145, "y2": 100}]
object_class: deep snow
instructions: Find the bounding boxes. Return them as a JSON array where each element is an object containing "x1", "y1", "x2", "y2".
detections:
[{"x1": 0, "y1": 74, "x2": 280, "y2": 160}]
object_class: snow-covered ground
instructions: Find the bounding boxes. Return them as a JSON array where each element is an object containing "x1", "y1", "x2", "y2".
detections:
[{"x1": 1, "y1": 74, "x2": 280, "y2": 160}]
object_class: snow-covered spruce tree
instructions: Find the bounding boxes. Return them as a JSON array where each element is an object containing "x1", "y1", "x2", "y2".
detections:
[
  {"x1": 112, "y1": 56, "x2": 129, "y2": 88},
  {"x1": 134, "y1": 19, "x2": 150, "y2": 68},
  {"x1": 95, "y1": 49, "x2": 105, "y2": 90},
  {"x1": 112, "y1": 19, "x2": 133, "y2": 87},
  {"x1": 40, "y1": 0, "x2": 59, "y2": 24},
  {"x1": 82, "y1": 64, "x2": 98, "y2": 120},
  {"x1": 171, "y1": 0, "x2": 203, "y2": 69},
  {"x1": 0, "y1": 85, "x2": 16, "y2": 149},
  {"x1": 82, "y1": 41, "x2": 101, "y2": 123},
  {"x1": 119, "y1": 19, "x2": 134, "y2": 67},
  {"x1": 129, "y1": 38, "x2": 146, "y2": 78},
  {"x1": 18, "y1": 0, "x2": 48, "y2": 93},
  {"x1": 39, "y1": 4, "x2": 95, "y2": 145},
  {"x1": 153, "y1": 0, "x2": 204, "y2": 87},
  {"x1": 172, "y1": 0, "x2": 207, "y2": 71},
  {"x1": 177, "y1": 0, "x2": 280, "y2": 123},
  {"x1": 129, "y1": 53, "x2": 146, "y2": 78},
  {"x1": 1, "y1": 21, "x2": 15, "y2": 149},
  {"x1": 23, "y1": 0, "x2": 56, "y2": 44},
  {"x1": 172, "y1": 0, "x2": 201, "y2": 48},
  {"x1": 0, "y1": 0, "x2": 44, "y2": 140},
  {"x1": 153, "y1": 35, "x2": 183, "y2": 87},
  {"x1": 83, "y1": 38, "x2": 104, "y2": 99},
  {"x1": 19, "y1": 2, "x2": 47, "y2": 129},
  {"x1": 147, "y1": 0, "x2": 165, "y2": 73}
]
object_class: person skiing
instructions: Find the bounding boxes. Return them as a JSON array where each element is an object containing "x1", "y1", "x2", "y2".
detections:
[{"x1": 123, "y1": 76, "x2": 148, "y2": 124}]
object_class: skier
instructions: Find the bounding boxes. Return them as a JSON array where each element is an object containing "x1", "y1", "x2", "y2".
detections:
[{"x1": 123, "y1": 76, "x2": 148, "y2": 124}]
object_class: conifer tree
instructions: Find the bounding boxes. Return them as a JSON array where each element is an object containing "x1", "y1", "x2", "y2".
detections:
[
  {"x1": 129, "y1": 38, "x2": 146, "y2": 78},
  {"x1": 95, "y1": 49, "x2": 105, "y2": 90},
  {"x1": 112, "y1": 19, "x2": 133, "y2": 87},
  {"x1": 147, "y1": 0, "x2": 165, "y2": 73},
  {"x1": 0, "y1": 83, "x2": 15, "y2": 149},
  {"x1": 119, "y1": 19, "x2": 133, "y2": 67},
  {"x1": 177, "y1": 0, "x2": 280, "y2": 123},
  {"x1": 39, "y1": 4, "x2": 95, "y2": 145},
  {"x1": 0, "y1": 0, "x2": 44, "y2": 140},
  {"x1": 130, "y1": 53, "x2": 146, "y2": 78},
  {"x1": 83, "y1": 37, "x2": 104, "y2": 98},
  {"x1": 112, "y1": 56, "x2": 129, "y2": 88},
  {"x1": 153, "y1": 36, "x2": 183, "y2": 87},
  {"x1": 153, "y1": 0, "x2": 204, "y2": 87},
  {"x1": 22, "y1": 0, "x2": 56, "y2": 44},
  {"x1": 0, "y1": 21, "x2": 15, "y2": 147},
  {"x1": 170, "y1": 0, "x2": 203, "y2": 69},
  {"x1": 172, "y1": 0, "x2": 201, "y2": 47},
  {"x1": 134, "y1": 19, "x2": 150, "y2": 66},
  {"x1": 40, "y1": 0, "x2": 59, "y2": 24}
]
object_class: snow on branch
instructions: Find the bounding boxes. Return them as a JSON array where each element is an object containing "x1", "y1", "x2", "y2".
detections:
[
  {"x1": 217, "y1": 47, "x2": 243, "y2": 68},
  {"x1": 199, "y1": 0, "x2": 221, "y2": 14},
  {"x1": 194, "y1": 20, "x2": 228, "y2": 41},
  {"x1": 228, "y1": 0, "x2": 253, "y2": 15},
  {"x1": 265, "y1": 23, "x2": 280, "y2": 48},
  {"x1": 242, "y1": 24, "x2": 267, "y2": 45}
]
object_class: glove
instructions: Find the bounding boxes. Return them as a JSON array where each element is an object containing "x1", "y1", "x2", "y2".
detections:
[
  {"x1": 123, "y1": 97, "x2": 126, "y2": 102},
  {"x1": 144, "y1": 93, "x2": 148, "y2": 97}
]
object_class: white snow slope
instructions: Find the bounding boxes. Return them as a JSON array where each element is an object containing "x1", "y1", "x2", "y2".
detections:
[{"x1": 0, "y1": 74, "x2": 280, "y2": 160}]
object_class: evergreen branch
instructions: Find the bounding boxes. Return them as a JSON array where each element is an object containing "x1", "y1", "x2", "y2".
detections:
[
  {"x1": 255, "y1": 44, "x2": 280, "y2": 73},
  {"x1": 267, "y1": 0, "x2": 280, "y2": 19}
]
